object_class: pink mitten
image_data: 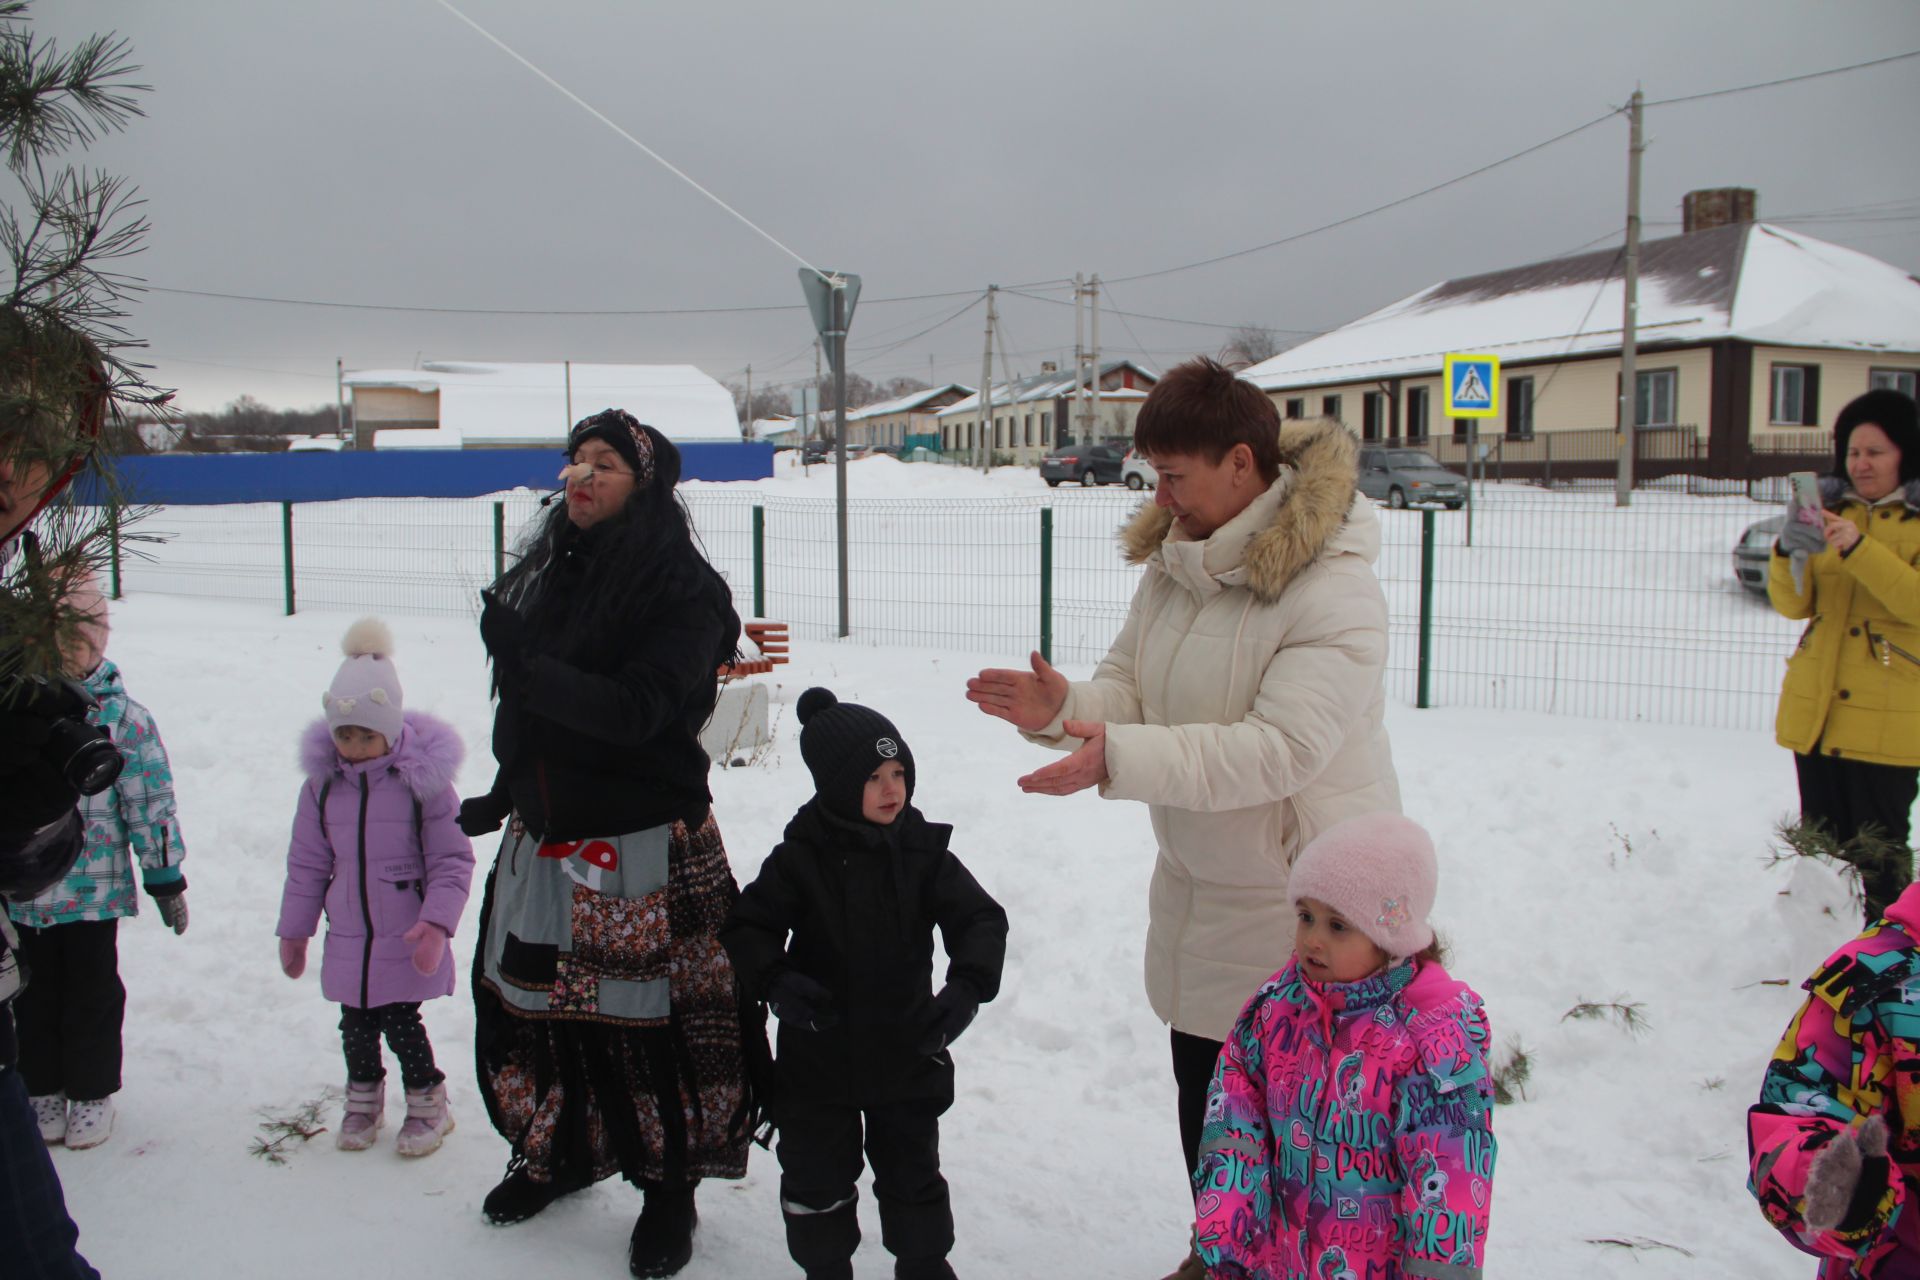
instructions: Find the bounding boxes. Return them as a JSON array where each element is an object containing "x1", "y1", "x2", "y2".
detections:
[
  {"x1": 279, "y1": 937, "x2": 307, "y2": 979},
  {"x1": 403, "y1": 920, "x2": 448, "y2": 976}
]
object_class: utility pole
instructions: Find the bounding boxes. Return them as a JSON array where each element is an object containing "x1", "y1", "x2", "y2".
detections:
[
  {"x1": 564, "y1": 359, "x2": 574, "y2": 431},
  {"x1": 743, "y1": 363, "x2": 752, "y2": 439},
  {"x1": 829, "y1": 285, "x2": 850, "y2": 637},
  {"x1": 1616, "y1": 88, "x2": 1643, "y2": 508},
  {"x1": 978, "y1": 285, "x2": 998, "y2": 474},
  {"x1": 335, "y1": 358, "x2": 345, "y2": 441},
  {"x1": 929, "y1": 352, "x2": 936, "y2": 390},
  {"x1": 814, "y1": 341, "x2": 824, "y2": 444},
  {"x1": 1073, "y1": 273, "x2": 1089, "y2": 447},
  {"x1": 1089, "y1": 273, "x2": 1102, "y2": 443}
]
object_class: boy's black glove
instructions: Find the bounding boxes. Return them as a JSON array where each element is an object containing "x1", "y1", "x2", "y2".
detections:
[
  {"x1": 768, "y1": 971, "x2": 839, "y2": 1032},
  {"x1": 478, "y1": 591, "x2": 529, "y2": 689},
  {"x1": 917, "y1": 982, "x2": 979, "y2": 1055},
  {"x1": 458, "y1": 791, "x2": 512, "y2": 837}
]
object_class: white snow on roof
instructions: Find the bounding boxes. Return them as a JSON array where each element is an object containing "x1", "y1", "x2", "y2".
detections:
[
  {"x1": 345, "y1": 361, "x2": 741, "y2": 447},
  {"x1": 1243, "y1": 223, "x2": 1920, "y2": 390},
  {"x1": 937, "y1": 361, "x2": 1158, "y2": 417},
  {"x1": 844, "y1": 383, "x2": 974, "y2": 421}
]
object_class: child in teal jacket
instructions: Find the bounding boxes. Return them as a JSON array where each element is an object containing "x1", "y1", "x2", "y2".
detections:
[{"x1": 6, "y1": 574, "x2": 187, "y2": 1149}]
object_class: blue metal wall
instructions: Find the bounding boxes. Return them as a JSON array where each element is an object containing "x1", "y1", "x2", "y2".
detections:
[{"x1": 81, "y1": 444, "x2": 774, "y2": 505}]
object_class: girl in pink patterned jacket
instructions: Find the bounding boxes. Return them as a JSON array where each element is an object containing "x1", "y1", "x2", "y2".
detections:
[{"x1": 1192, "y1": 813, "x2": 1496, "y2": 1280}]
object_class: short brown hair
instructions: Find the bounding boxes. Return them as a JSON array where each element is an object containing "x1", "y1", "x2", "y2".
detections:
[{"x1": 1132, "y1": 357, "x2": 1282, "y2": 480}]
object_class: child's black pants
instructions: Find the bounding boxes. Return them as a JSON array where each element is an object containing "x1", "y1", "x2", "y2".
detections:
[
  {"x1": 14, "y1": 919, "x2": 123, "y2": 1102},
  {"x1": 338, "y1": 1002, "x2": 443, "y2": 1090},
  {"x1": 776, "y1": 1098, "x2": 953, "y2": 1273}
]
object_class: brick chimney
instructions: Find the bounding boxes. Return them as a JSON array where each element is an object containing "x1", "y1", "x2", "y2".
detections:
[{"x1": 1683, "y1": 187, "x2": 1758, "y2": 234}]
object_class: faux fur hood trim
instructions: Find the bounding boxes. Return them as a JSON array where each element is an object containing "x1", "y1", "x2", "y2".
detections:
[
  {"x1": 298, "y1": 709, "x2": 465, "y2": 799},
  {"x1": 1117, "y1": 417, "x2": 1361, "y2": 604},
  {"x1": 1819, "y1": 473, "x2": 1920, "y2": 513}
]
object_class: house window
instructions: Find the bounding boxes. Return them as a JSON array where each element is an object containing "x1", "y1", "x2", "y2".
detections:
[
  {"x1": 1361, "y1": 392, "x2": 1386, "y2": 441},
  {"x1": 1405, "y1": 386, "x2": 1429, "y2": 442},
  {"x1": 1770, "y1": 364, "x2": 1819, "y2": 426},
  {"x1": 1871, "y1": 368, "x2": 1918, "y2": 399},
  {"x1": 1024, "y1": 413, "x2": 1033, "y2": 446},
  {"x1": 1452, "y1": 417, "x2": 1469, "y2": 442},
  {"x1": 1321, "y1": 394, "x2": 1342, "y2": 421},
  {"x1": 1635, "y1": 369, "x2": 1678, "y2": 428},
  {"x1": 1285, "y1": 397, "x2": 1306, "y2": 419},
  {"x1": 1506, "y1": 376, "x2": 1535, "y2": 440}
]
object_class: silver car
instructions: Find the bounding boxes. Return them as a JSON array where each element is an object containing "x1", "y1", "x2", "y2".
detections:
[
  {"x1": 1357, "y1": 448, "x2": 1467, "y2": 509},
  {"x1": 1733, "y1": 515, "x2": 1785, "y2": 595}
]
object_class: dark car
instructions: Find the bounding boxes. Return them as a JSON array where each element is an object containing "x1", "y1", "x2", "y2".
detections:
[
  {"x1": 1357, "y1": 447, "x2": 1468, "y2": 509},
  {"x1": 1734, "y1": 514, "x2": 1785, "y2": 595},
  {"x1": 800, "y1": 439, "x2": 832, "y2": 464},
  {"x1": 1040, "y1": 442, "x2": 1128, "y2": 487}
]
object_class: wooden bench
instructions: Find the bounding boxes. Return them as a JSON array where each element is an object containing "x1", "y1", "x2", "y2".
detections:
[{"x1": 718, "y1": 620, "x2": 790, "y2": 680}]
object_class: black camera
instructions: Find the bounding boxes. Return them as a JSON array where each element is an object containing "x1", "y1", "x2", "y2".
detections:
[{"x1": 6, "y1": 674, "x2": 121, "y2": 796}]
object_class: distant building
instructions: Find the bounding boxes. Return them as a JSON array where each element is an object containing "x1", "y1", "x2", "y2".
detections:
[
  {"x1": 1243, "y1": 190, "x2": 1920, "y2": 482},
  {"x1": 936, "y1": 360, "x2": 1157, "y2": 463},
  {"x1": 843, "y1": 384, "x2": 974, "y2": 451},
  {"x1": 342, "y1": 361, "x2": 741, "y2": 450},
  {"x1": 752, "y1": 415, "x2": 801, "y2": 447}
]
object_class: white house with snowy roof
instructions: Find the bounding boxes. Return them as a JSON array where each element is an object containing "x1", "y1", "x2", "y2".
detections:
[
  {"x1": 342, "y1": 361, "x2": 741, "y2": 451},
  {"x1": 1242, "y1": 189, "x2": 1920, "y2": 481},
  {"x1": 841, "y1": 384, "x2": 974, "y2": 451},
  {"x1": 935, "y1": 360, "x2": 1157, "y2": 463}
]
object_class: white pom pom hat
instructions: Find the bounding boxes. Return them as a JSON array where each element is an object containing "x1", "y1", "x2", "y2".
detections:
[
  {"x1": 323, "y1": 617, "x2": 404, "y2": 742},
  {"x1": 1287, "y1": 812, "x2": 1438, "y2": 958}
]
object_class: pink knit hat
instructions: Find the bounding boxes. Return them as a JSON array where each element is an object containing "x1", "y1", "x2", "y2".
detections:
[{"x1": 1287, "y1": 812, "x2": 1438, "y2": 958}]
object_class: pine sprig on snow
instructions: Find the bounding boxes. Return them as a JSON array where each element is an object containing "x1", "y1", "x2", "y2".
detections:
[
  {"x1": 1770, "y1": 817, "x2": 1909, "y2": 912},
  {"x1": 249, "y1": 1090, "x2": 336, "y2": 1165},
  {"x1": 1561, "y1": 996, "x2": 1649, "y2": 1037},
  {"x1": 1490, "y1": 1037, "x2": 1532, "y2": 1106}
]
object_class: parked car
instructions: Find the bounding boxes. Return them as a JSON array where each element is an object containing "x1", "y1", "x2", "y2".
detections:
[
  {"x1": 1733, "y1": 514, "x2": 1785, "y2": 595},
  {"x1": 1357, "y1": 447, "x2": 1468, "y2": 509},
  {"x1": 1040, "y1": 442, "x2": 1129, "y2": 487},
  {"x1": 1122, "y1": 449, "x2": 1158, "y2": 490},
  {"x1": 800, "y1": 438, "x2": 832, "y2": 464}
]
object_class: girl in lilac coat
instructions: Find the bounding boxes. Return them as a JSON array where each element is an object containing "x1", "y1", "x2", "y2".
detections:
[
  {"x1": 275, "y1": 619, "x2": 474, "y2": 1156},
  {"x1": 1192, "y1": 814, "x2": 1496, "y2": 1280}
]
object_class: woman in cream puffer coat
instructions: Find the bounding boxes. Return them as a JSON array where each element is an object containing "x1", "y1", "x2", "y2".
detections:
[{"x1": 1027, "y1": 414, "x2": 1401, "y2": 1043}]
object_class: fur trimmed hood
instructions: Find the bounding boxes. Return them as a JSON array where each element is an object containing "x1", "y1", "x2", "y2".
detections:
[
  {"x1": 1118, "y1": 417, "x2": 1369, "y2": 604},
  {"x1": 1819, "y1": 473, "x2": 1920, "y2": 513},
  {"x1": 299, "y1": 709, "x2": 464, "y2": 799}
]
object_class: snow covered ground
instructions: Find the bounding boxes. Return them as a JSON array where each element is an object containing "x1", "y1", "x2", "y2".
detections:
[{"x1": 38, "y1": 453, "x2": 1848, "y2": 1277}]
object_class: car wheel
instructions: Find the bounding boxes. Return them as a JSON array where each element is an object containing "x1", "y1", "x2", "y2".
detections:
[
  {"x1": 1081, "y1": 468, "x2": 1097, "y2": 487},
  {"x1": 1388, "y1": 487, "x2": 1407, "y2": 509},
  {"x1": 1125, "y1": 473, "x2": 1144, "y2": 490},
  {"x1": 1045, "y1": 479, "x2": 1060, "y2": 488},
  {"x1": 1445, "y1": 501, "x2": 1464, "y2": 510}
]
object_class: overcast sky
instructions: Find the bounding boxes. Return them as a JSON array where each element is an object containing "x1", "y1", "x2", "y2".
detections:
[{"x1": 37, "y1": 1, "x2": 1920, "y2": 412}]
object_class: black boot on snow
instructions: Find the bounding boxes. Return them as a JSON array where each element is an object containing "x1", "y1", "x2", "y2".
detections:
[
  {"x1": 482, "y1": 1158, "x2": 586, "y2": 1225},
  {"x1": 894, "y1": 1260, "x2": 958, "y2": 1279},
  {"x1": 629, "y1": 1185, "x2": 698, "y2": 1278}
]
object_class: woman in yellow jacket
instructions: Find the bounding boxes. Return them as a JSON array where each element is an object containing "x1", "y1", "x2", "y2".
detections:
[{"x1": 1771, "y1": 388, "x2": 1920, "y2": 921}]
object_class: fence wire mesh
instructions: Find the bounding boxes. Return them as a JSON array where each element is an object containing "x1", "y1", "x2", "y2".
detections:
[{"x1": 107, "y1": 483, "x2": 1799, "y2": 732}]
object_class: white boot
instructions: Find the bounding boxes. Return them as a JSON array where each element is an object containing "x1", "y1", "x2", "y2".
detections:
[
  {"x1": 394, "y1": 1081, "x2": 454, "y2": 1157},
  {"x1": 30, "y1": 1093, "x2": 66, "y2": 1145},
  {"x1": 337, "y1": 1079, "x2": 385, "y2": 1151},
  {"x1": 64, "y1": 1097, "x2": 114, "y2": 1150}
]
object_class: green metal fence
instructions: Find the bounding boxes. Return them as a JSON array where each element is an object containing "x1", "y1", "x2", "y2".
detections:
[{"x1": 106, "y1": 484, "x2": 1799, "y2": 732}]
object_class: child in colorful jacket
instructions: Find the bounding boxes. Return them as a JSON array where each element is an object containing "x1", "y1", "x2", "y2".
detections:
[
  {"x1": 1192, "y1": 813, "x2": 1496, "y2": 1279},
  {"x1": 8, "y1": 572, "x2": 187, "y2": 1152},
  {"x1": 275, "y1": 619, "x2": 473, "y2": 1157},
  {"x1": 1748, "y1": 879, "x2": 1920, "y2": 1277}
]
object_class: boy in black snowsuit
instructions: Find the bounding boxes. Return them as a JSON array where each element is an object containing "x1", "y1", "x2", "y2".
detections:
[{"x1": 721, "y1": 687, "x2": 1008, "y2": 1280}]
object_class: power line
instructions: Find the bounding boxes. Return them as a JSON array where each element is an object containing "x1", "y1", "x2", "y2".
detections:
[
  {"x1": 1641, "y1": 48, "x2": 1920, "y2": 107},
  {"x1": 1105, "y1": 110, "x2": 1622, "y2": 285},
  {"x1": 143, "y1": 282, "x2": 1003, "y2": 316},
  {"x1": 852, "y1": 293, "x2": 986, "y2": 360}
]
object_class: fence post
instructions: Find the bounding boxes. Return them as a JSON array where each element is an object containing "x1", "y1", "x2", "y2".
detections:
[
  {"x1": 1542, "y1": 433, "x2": 1552, "y2": 488},
  {"x1": 492, "y1": 501, "x2": 505, "y2": 583},
  {"x1": 281, "y1": 501, "x2": 295, "y2": 616},
  {"x1": 1417, "y1": 508, "x2": 1435, "y2": 710},
  {"x1": 1039, "y1": 506, "x2": 1054, "y2": 663},
  {"x1": 751, "y1": 505, "x2": 766, "y2": 618},
  {"x1": 107, "y1": 507, "x2": 122, "y2": 600}
]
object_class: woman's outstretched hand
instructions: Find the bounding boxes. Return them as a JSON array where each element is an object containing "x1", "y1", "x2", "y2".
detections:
[
  {"x1": 1016, "y1": 721, "x2": 1108, "y2": 796},
  {"x1": 965, "y1": 651, "x2": 1068, "y2": 733}
]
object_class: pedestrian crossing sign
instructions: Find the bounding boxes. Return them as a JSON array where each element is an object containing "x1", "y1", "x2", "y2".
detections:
[{"x1": 1444, "y1": 353, "x2": 1500, "y2": 418}]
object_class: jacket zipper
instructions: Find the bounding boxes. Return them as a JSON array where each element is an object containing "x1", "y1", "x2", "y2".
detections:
[
  {"x1": 355, "y1": 775, "x2": 373, "y2": 1009},
  {"x1": 1867, "y1": 627, "x2": 1920, "y2": 670}
]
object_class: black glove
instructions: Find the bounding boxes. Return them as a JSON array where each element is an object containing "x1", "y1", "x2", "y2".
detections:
[
  {"x1": 767, "y1": 971, "x2": 839, "y2": 1032},
  {"x1": 458, "y1": 791, "x2": 513, "y2": 837},
  {"x1": 149, "y1": 885, "x2": 189, "y2": 936},
  {"x1": 478, "y1": 591, "x2": 529, "y2": 688},
  {"x1": 917, "y1": 983, "x2": 979, "y2": 1056}
]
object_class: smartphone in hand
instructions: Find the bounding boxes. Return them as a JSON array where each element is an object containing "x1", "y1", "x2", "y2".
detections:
[{"x1": 1789, "y1": 471, "x2": 1822, "y2": 525}]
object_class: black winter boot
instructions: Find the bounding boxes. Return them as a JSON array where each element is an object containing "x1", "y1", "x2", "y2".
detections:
[
  {"x1": 482, "y1": 1156, "x2": 587, "y2": 1225},
  {"x1": 894, "y1": 1259, "x2": 957, "y2": 1279},
  {"x1": 629, "y1": 1184, "x2": 698, "y2": 1278},
  {"x1": 783, "y1": 1195, "x2": 859, "y2": 1278}
]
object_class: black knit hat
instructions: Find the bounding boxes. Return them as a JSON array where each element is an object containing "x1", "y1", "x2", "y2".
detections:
[
  {"x1": 1833, "y1": 389, "x2": 1920, "y2": 484},
  {"x1": 568, "y1": 408, "x2": 661, "y2": 487},
  {"x1": 796, "y1": 687, "x2": 915, "y2": 821}
]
